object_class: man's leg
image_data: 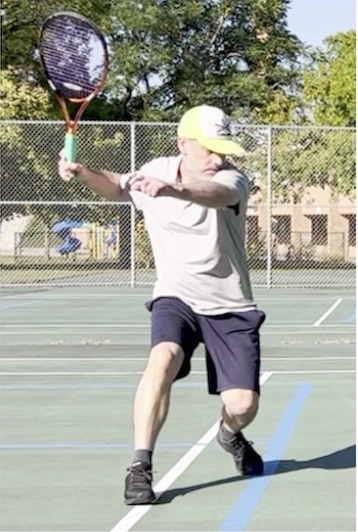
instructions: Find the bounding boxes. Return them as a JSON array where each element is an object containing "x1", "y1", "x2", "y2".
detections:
[
  {"x1": 220, "y1": 388, "x2": 259, "y2": 433},
  {"x1": 125, "y1": 297, "x2": 200, "y2": 505},
  {"x1": 124, "y1": 342, "x2": 184, "y2": 505},
  {"x1": 199, "y1": 309, "x2": 266, "y2": 476},
  {"x1": 134, "y1": 342, "x2": 185, "y2": 451},
  {"x1": 217, "y1": 388, "x2": 263, "y2": 476}
]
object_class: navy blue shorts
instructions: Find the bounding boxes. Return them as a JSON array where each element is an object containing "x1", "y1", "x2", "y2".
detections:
[{"x1": 146, "y1": 297, "x2": 266, "y2": 395}]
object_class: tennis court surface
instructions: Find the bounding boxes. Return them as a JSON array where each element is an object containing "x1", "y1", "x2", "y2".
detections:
[{"x1": 1, "y1": 287, "x2": 356, "y2": 531}]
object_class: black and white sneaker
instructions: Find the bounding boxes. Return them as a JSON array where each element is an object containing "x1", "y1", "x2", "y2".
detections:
[
  {"x1": 124, "y1": 462, "x2": 156, "y2": 505},
  {"x1": 217, "y1": 421, "x2": 264, "y2": 476}
]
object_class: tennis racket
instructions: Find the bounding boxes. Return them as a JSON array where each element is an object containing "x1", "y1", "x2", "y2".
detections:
[{"x1": 39, "y1": 11, "x2": 109, "y2": 163}]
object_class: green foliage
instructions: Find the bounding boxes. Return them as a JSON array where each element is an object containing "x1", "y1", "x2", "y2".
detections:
[
  {"x1": 2, "y1": 0, "x2": 305, "y2": 124},
  {"x1": 109, "y1": 0, "x2": 303, "y2": 123},
  {"x1": 2, "y1": 0, "x2": 111, "y2": 75},
  {"x1": 303, "y1": 31, "x2": 356, "y2": 126},
  {"x1": 245, "y1": 126, "x2": 356, "y2": 201},
  {"x1": 1, "y1": 0, "x2": 113, "y2": 119},
  {"x1": 1, "y1": 0, "x2": 355, "y2": 226},
  {"x1": 0, "y1": 121, "x2": 130, "y2": 221},
  {"x1": 271, "y1": 128, "x2": 356, "y2": 198},
  {"x1": 1, "y1": 69, "x2": 51, "y2": 119}
]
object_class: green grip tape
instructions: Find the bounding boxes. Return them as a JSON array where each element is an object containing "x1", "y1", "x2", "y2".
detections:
[{"x1": 64, "y1": 132, "x2": 78, "y2": 163}]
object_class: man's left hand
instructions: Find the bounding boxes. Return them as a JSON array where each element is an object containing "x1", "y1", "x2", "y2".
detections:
[{"x1": 129, "y1": 175, "x2": 171, "y2": 197}]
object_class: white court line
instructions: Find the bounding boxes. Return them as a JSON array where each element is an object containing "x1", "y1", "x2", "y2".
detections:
[
  {"x1": 1, "y1": 356, "x2": 355, "y2": 362},
  {"x1": 1, "y1": 370, "x2": 355, "y2": 377},
  {"x1": 1, "y1": 324, "x2": 150, "y2": 328},
  {"x1": 0, "y1": 371, "x2": 148, "y2": 376},
  {"x1": 2, "y1": 294, "x2": 354, "y2": 300},
  {"x1": 0, "y1": 329, "x2": 354, "y2": 337},
  {"x1": 109, "y1": 372, "x2": 273, "y2": 532},
  {"x1": 313, "y1": 298, "x2": 343, "y2": 326},
  {"x1": 268, "y1": 370, "x2": 355, "y2": 374}
]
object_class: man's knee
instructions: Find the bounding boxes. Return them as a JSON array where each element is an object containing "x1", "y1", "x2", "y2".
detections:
[
  {"x1": 144, "y1": 342, "x2": 185, "y2": 384},
  {"x1": 220, "y1": 388, "x2": 259, "y2": 419}
]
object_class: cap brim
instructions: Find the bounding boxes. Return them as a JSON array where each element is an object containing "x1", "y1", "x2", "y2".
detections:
[{"x1": 198, "y1": 137, "x2": 246, "y2": 156}]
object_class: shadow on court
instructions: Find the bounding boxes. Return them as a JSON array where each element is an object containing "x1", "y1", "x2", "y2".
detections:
[{"x1": 156, "y1": 445, "x2": 355, "y2": 504}]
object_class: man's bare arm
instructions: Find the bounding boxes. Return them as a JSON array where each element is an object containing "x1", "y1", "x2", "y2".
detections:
[
  {"x1": 58, "y1": 150, "x2": 130, "y2": 201},
  {"x1": 76, "y1": 166, "x2": 130, "y2": 201},
  {"x1": 168, "y1": 181, "x2": 239, "y2": 208},
  {"x1": 129, "y1": 174, "x2": 239, "y2": 208}
]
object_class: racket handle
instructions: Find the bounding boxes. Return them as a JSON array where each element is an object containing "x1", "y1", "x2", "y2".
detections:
[{"x1": 65, "y1": 132, "x2": 78, "y2": 163}]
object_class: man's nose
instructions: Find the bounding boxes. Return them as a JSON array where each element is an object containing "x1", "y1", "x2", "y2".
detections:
[{"x1": 210, "y1": 152, "x2": 225, "y2": 167}]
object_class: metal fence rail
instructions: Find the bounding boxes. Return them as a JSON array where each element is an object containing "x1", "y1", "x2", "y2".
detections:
[{"x1": 0, "y1": 122, "x2": 356, "y2": 288}]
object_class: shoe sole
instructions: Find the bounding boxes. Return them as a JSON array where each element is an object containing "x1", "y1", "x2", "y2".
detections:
[{"x1": 125, "y1": 494, "x2": 156, "y2": 505}]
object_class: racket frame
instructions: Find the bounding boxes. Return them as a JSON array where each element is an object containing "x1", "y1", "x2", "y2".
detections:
[{"x1": 38, "y1": 11, "x2": 109, "y2": 158}]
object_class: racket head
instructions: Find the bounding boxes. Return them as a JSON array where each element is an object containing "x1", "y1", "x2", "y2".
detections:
[{"x1": 39, "y1": 11, "x2": 109, "y2": 103}]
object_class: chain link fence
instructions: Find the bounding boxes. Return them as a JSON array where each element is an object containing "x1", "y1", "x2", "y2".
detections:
[{"x1": 0, "y1": 121, "x2": 356, "y2": 288}]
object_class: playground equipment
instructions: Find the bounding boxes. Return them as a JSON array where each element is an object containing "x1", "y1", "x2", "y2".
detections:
[
  {"x1": 52, "y1": 220, "x2": 119, "y2": 259},
  {"x1": 52, "y1": 220, "x2": 82, "y2": 256},
  {"x1": 90, "y1": 223, "x2": 119, "y2": 260}
]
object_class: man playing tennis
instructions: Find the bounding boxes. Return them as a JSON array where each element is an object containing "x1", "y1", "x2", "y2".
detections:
[{"x1": 58, "y1": 104, "x2": 266, "y2": 505}]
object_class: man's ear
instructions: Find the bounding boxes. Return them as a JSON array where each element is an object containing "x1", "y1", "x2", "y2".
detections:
[{"x1": 177, "y1": 137, "x2": 186, "y2": 154}]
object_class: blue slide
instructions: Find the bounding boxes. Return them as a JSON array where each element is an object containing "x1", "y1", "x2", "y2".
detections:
[{"x1": 52, "y1": 220, "x2": 83, "y2": 256}]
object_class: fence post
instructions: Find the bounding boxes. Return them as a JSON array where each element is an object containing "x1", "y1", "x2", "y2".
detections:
[
  {"x1": 266, "y1": 126, "x2": 273, "y2": 288},
  {"x1": 130, "y1": 122, "x2": 136, "y2": 287}
]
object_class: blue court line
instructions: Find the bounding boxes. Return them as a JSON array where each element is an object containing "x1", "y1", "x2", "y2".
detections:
[
  {"x1": 0, "y1": 300, "x2": 41, "y2": 310},
  {"x1": 219, "y1": 383, "x2": 311, "y2": 532},
  {"x1": 346, "y1": 310, "x2": 356, "y2": 322},
  {"x1": 1, "y1": 295, "x2": 67, "y2": 310}
]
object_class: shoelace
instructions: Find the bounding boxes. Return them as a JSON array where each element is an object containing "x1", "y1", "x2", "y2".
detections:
[
  {"x1": 230, "y1": 436, "x2": 255, "y2": 454},
  {"x1": 229, "y1": 437, "x2": 245, "y2": 451},
  {"x1": 128, "y1": 465, "x2": 153, "y2": 482}
]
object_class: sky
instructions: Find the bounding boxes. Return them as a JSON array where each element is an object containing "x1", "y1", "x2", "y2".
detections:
[{"x1": 286, "y1": 0, "x2": 356, "y2": 47}]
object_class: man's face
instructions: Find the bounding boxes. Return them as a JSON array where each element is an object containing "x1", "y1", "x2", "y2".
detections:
[{"x1": 177, "y1": 138, "x2": 226, "y2": 178}]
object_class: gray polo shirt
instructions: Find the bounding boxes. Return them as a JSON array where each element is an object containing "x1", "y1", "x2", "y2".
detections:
[{"x1": 121, "y1": 156, "x2": 255, "y2": 315}]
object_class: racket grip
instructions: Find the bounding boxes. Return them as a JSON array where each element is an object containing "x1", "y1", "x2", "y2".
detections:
[{"x1": 64, "y1": 132, "x2": 78, "y2": 163}]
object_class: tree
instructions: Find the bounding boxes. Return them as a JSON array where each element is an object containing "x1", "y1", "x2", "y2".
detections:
[
  {"x1": 303, "y1": 31, "x2": 356, "y2": 126},
  {"x1": 1, "y1": 68, "x2": 51, "y2": 120},
  {"x1": 108, "y1": 0, "x2": 304, "y2": 123},
  {"x1": 1, "y1": 0, "x2": 305, "y2": 266},
  {"x1": 0, "y1": 69, "x2": 52, "y2": 220},
  {"x1": 1, "y1": 0, "x2": 113, "y2": 113},
  {"x1": 239, "y1": 30, "x2": 356, "y2": 201},
  {"x1": 2, "y1": 0, "x2": 304, "y2": 124},
  {"x1": 270, "y1": 128, "x2": 356, "y2": 199},
  {"x1": 0, "y1": 70, "x2": 127, "y2": 237},
  {"x1": 1, "y1": 0, "x2": 112, "y2": 73},
  {"x1": 242, "y1": 126, "x2": 356, "y2": 203}
]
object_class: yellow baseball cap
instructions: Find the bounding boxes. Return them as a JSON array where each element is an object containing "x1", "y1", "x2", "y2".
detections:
[{"x1": 177, "y1": 105, "x2": 246, "y2": 156}]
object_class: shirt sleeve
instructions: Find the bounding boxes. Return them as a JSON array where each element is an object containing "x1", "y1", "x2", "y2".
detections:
[
  {"x1": 120, "y1": 158, "x2": 172, "y2": 211},
  {"x1": 212, "y1": 168, "x2": 250, "y2": 208},
  {"x1": 118, "y1": 172, "x2": 144, "y2": 211}
]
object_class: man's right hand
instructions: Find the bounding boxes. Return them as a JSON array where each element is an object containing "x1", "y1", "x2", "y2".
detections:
[{"x1": 58, "y1": 149, "x2": 85, "y2": 182}]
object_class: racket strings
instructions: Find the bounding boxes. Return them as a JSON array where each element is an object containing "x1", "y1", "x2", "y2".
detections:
[{"x1": 41, "y1": 17, "x2": 107, "y2": 100}]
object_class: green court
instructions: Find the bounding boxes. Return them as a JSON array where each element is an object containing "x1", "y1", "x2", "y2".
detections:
[{"x1": 0, "y1": 287, "x2": 356, "y2": 531}]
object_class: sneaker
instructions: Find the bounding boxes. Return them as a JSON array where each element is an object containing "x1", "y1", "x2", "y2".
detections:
[
  {"x1": 124, "y1": 462, "x2": 156, "y2": 505},
  {"x1": 217, "y1": 421, "x2": 264, "y2": 476}
]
